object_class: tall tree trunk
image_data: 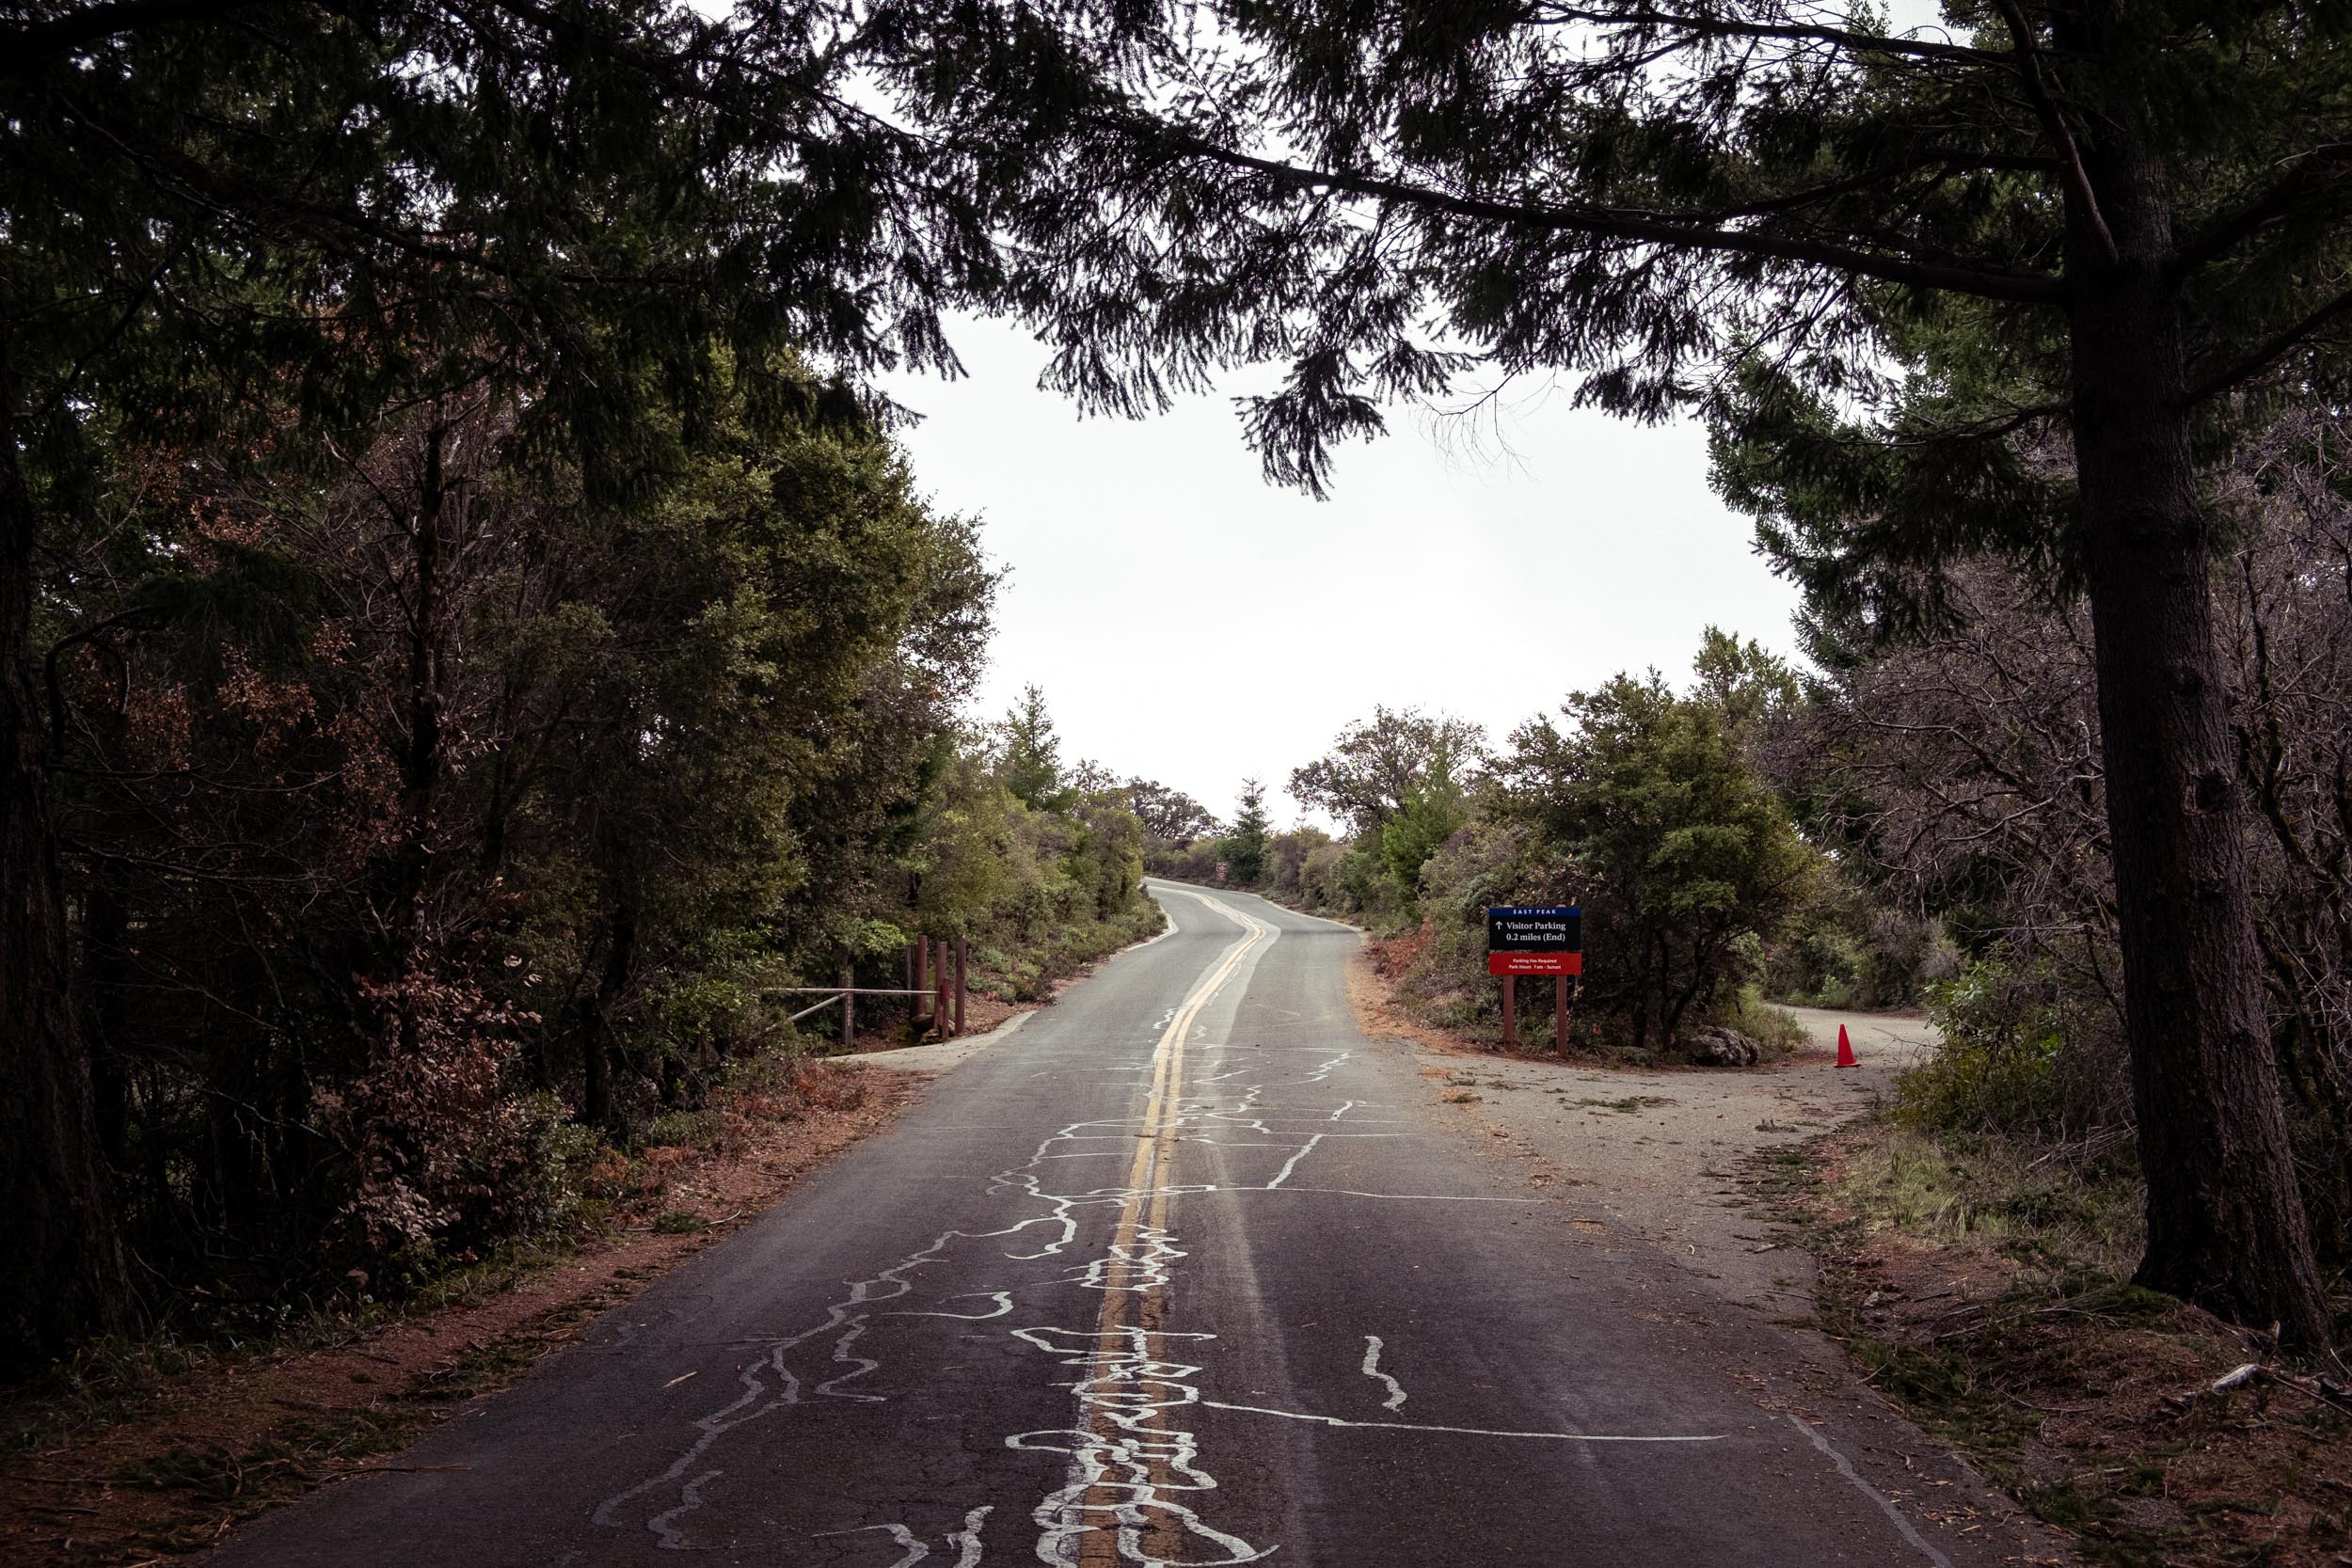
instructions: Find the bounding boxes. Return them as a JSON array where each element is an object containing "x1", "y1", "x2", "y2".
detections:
[
  {"x1": 2064, "y1": 72, "x2": 2331, "y2": 1344},
  {"x1": 84, "y1": 881, "x2": 132, "y2": 1170},
  {"x1": 0, "y1": 334, "x2": 132, "y2": 1370},
  {"x1": 577, "y1": 896, "x2": 635, "y2": 1135},
  {"x1": 389, "y1": 419, "x2": 448, "y2": 973}
]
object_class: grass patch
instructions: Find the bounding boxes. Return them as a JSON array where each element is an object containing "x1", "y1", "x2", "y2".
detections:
[
  {"x1": 1715, "y1": 986, "x2": 1810, "y2": 1055},
  {"x1": 1766, "y1": 1117, "x2": 2352, "y2": 1568}
]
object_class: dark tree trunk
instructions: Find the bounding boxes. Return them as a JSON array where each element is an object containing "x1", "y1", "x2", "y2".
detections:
[
  {"x1": 577, "y1": 897, "x2": 635, "y2": 1134},
  {"x1": 0, "y1": 336, "x2": 132, "y2": 1370},
  {"x1": 2064, "y1": 71, "x2": 2332, "y2": 1344},
  {"x1": 389, "y1": 420, "x2": 448, "y2": 972},
  {"x1": 84, "y1": 882, "x2": 131, "y2": 1169}
]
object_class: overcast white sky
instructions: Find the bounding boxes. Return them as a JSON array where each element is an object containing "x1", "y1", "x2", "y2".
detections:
[
  {"x1": 860, "y1": 0, "x2": 1964, "y2": 830},
  {"x1": 881, "y1": 312, "x2": 1805, "y2": 829}
]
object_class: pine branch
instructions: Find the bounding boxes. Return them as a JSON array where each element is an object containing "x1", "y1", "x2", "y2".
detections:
[
  {"x1": 2186, "y1": 283, "x2": 2352, "y2": 404},
  {"x1": 0, "y1": 0, "x2": 280, "y2": 70},
  {"x1": 1112, "y1": 119, "x2": 2066, "y2": 307},
  {"x1": 1526, "y1": 3, "x2": 2005, "y2": 68},
  {"x1": 2175, "y1": 143, "x2": 2352, "y2": 277},
  {"x1": 1989, "y1": 0, "x2": 2118, "y2": 265}
]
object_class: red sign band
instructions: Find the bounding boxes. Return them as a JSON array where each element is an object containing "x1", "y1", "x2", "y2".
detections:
[{"x1": 1488, "y1": 952, "x2": 1581, "y2": 976}]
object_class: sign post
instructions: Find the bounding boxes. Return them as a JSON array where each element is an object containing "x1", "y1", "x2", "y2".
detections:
[{"x1": 1486, "y1": 906, "x2": 1582, "y2": 1053}]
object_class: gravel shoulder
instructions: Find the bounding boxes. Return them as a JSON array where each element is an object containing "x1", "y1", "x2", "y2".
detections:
[{"x1": 1344, "y1": 950, "x2": 1937, "y2": 1318}]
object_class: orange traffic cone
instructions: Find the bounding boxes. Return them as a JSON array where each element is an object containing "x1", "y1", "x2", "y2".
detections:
[{"x1": 1835, "y1": 1023, "x2": 1858, "y2": 1069}]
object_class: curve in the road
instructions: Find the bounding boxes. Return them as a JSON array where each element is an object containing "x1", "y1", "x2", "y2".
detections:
[{"x1": 205, "y1": 879, "x2": 2063, "y2": 1568}]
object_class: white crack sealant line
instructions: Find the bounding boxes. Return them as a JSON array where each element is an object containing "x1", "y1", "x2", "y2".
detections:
[
  {"x1": 883, "y1": 1291, "x2": 1016, "y2": 1322},
  {"x1": 643, "y1": 1470, "x2": 722, "y2": 1549},
  {"x1": 1328, "y1": 1101, "x2": 1355, "y2": 1121},
  {"x1": 1223, "y1": 1185, "x2": 1537, "y2": 1203},
  {"x1": 818, "y1": 1521, "x2": 930, "y2": 1567},
  {"x1": 819, "y1": 1506, "x2": 993, "y2": 1568},
  {"x1": 948, "y1": 1505, "x2": 993, "y2": 1568},
  {"x1": 1263, "y1": 1133, "x2": 1326, "y2": 1190},
  {"x1": 1359, "y1": 1337, "x2": 1407, "y2": 1411},
  {"x1": 591, "y1": 891, "x2": 1285, "y2": 1555},
  {"x1": 816, "y1": 1322, "x2": 885, "y2": 1401},
  {"x1": 1197, "y1": 1401, "x2": 1724, "y2": 1443},
  {"x1": 1024, "y1": 889, "x2": 1280, "y2": 1568},
  {"x1": 1009, "y1": 1328, "x2": 1268, "y2": 1568},
  {"x1": 1784, "y1": 1415, "x2": 1957, "y2": 1568}
]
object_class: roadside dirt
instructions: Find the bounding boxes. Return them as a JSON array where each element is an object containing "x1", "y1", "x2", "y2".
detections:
[
  {"x1": 1343, "y1": 943, "x2": 1926, "y2": 1313},
  {"x1": 0, "y1": 1060, "x2": 928, "y2": 1568},
  {"x1": 1792, "y1": 1130, "x2": 2352, "y2": 1568}
]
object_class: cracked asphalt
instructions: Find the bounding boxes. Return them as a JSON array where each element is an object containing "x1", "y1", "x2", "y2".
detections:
[{"x1": 207, "y1": 880, "x2": 2069, "y2": 1567}]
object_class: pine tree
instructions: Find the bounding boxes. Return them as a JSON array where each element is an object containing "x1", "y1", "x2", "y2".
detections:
[
  {"x1": 1224, "y1": 779, "x2": 1271, "y2": 887},
  {"x1": 998, "y1": 685, "x2": 1073, "y2": 811},
  {"x1": 1, "y1": 0, "x2": 990, "y2": 1368}
]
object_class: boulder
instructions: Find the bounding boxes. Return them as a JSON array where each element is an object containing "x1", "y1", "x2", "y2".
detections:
[{"x1": 1686, "y1": 1025, "x2": 1761, "y2": 1068}]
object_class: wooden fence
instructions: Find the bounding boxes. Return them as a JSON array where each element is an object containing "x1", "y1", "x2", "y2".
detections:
[{"x1": 771, "y1": 937, "x2": 968, "y2": 1048}]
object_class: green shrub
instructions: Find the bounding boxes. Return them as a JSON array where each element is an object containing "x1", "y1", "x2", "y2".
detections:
[
  {"x1": 644, "y1": 1110, "x2": 722, "y2": 1151},
  {"x1": 1899, "y1": 955, "x2": 2127, "y2": 1140},
  {"x1": 1710, "y1": 987, "x2": 1809, "y2": 1053}
]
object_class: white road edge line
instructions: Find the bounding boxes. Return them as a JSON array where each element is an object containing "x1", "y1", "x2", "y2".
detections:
[{"x1": 1784, "y1": 1414, "x2": 1956, "y2": 1568}]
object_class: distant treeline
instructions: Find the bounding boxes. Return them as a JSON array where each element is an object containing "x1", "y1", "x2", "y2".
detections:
[{"x1": 1138, "y1": 632, "x2": 1926, "y2": 1056}]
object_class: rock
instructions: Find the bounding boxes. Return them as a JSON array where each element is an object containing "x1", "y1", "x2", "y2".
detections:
[{"x1": 1686, "y1": 1025, "x2": 1761, "y2": 1068}]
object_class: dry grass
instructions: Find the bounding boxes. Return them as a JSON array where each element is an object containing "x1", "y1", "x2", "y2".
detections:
[{"x1": 1765, "y1": 1121, "x2": 2352, "y2": 1568}]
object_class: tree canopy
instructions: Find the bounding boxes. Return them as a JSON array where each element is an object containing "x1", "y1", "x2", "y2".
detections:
[{"x1": 875, "y1": 0, "x2": 2352, "y2": 1343}]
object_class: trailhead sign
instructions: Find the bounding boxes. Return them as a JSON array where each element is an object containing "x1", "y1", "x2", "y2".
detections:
[{"x1": 1486, "y1": 906, "x2": 1582, "y2": 975}]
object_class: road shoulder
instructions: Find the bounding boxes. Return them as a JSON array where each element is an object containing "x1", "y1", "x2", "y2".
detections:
[
  {"x1": 0, "y1": 1062, "x2": 926, "y2": 1568},
  {"x1": 1343, "y1": 942, "x2": 2079, "y2": 1564}
]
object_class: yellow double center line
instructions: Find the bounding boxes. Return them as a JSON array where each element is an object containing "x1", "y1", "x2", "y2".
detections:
[{"x1": 1075, "y1": 894, "x2": 1273, "y2": 1567}]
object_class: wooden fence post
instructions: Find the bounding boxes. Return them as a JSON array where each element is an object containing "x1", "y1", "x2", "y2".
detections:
[
  {"x1": 840, "y1": 959, "x2": 855, "y2": 1050},
  {"x1": 953, "y1": 937, "x2": 967, "y2": 1036},
  {"x1": 1553, "y1": 974, "x2": 1567, "y2": 1053},
  {"x1": 934, "y1": 939, "x2": 952, "y2": 1037},
  {"x1": 914, "y1": 940, "x2": 930, "y2": 1024},
  {"x1": 1501, "y1": 974, "x2": 1517, "y2": 1050}
]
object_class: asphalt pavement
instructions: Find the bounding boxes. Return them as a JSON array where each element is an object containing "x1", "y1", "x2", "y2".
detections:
[{"x1": 209, "y1": 880, "x2": 2062, "y2": 1568}]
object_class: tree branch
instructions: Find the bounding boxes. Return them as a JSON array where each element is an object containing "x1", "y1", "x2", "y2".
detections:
[
  {"x1": 1114, "y1": 120, "x2": 2066, "y2": 306},
  {"x1": 1990, "y1": 0, "x2": 2117, "y2": 265},
  {"x1": 2175, "y1": 143, "x2": 2352, "y2": 277},
  {"x1": 2186, "y1": 283, "x2": 2352, "y2": 404},
  {"x1": 0, "y1": 0, "x2": 281, "y2": 71},
  {"x1": 1527, "y1": 3, "x2": 2006, "y2": 68}
]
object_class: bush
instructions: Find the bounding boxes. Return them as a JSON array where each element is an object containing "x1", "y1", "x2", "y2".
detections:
[
  {"x1": 1899, "y1": 954, "x2": 2128, "y2": 1141},
  {"x1": 1708, "y1": 987, "x2": 1810, "y2": 1055},
  {"x1": 1382, "y1": 817, "x2": 1581, "y2": 1037}
]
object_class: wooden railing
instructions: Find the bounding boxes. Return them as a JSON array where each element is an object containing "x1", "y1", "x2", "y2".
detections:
[{"x1": 768, "y1": 937, "x2": 968, "y2": 1047}]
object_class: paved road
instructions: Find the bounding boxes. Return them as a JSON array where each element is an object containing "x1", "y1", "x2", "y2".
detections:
[{"x1": 214, "y1": 882, "x2": 2056, "y2": 1568}]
